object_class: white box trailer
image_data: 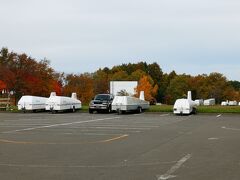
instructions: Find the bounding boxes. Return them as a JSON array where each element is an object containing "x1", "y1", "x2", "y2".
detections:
[
  {"x1": 194, "y1": 99, "x2": 204, "y2": 106},
  {"x1": 221, "y1": 101, "x2": 229, "y2": 106},
  {"x1": 173, "y1": 91, "x2": 197, "y2": 115},
  {"x1": 112, "y1": 91, "x2": 149, "y2": 114},
  {"x1": 110, "y1": 81, "x2": 138, "y2": 96},
  {"x1": 229, "y1": 100, "x2": 238, "y2": 106},
  {"x1": 204, "y1": 98, "x2": 215, "y2": 106},
  {"x1": 45, "y1": 92, "x2": 82, "y2": 113},
  {"x1": 18, "y1": 95, "x2": 48, "y2": 112}
]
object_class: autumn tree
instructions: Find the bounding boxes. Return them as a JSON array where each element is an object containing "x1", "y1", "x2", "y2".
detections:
[
  {"x1": 135, "y1": 75, "x2": 159, "y2": 102},
  {"x1": 0, "y1": 80, "x2": 6, "y2": 92},
  {"x1": 204, "y1": 73, "x2": 231, "y2": 103},
  {"x1": 0, "y1": 48, "x2": 62, "y2": 101},
  {"x1": 1, "y1": 48, "x2": 240, "y2": 105},
  {"x1": 64, "y1": 73, "x2": 94, "y2": 104}
]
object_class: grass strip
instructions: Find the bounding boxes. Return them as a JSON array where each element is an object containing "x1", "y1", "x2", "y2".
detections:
[{"x1": 2, "y1": 105, "x2": 240, "y2": 114}]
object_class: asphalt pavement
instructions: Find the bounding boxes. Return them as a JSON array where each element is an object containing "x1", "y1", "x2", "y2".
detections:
[{"x1": 0, "y1": 112, "x2": 240, "y2": 180}]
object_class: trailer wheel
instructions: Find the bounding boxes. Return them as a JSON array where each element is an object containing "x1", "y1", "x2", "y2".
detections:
[
  {"x1": 22, "y1": 107, "x2": 26, "y2": 113},
  {"x1": 107, "y1": 106, "x2": 112, "y2": 113},
  {"x1": 117, "y1": 109, "x2": 122, "y2": 115},
  {"x1": 138, "y1": 107, "x2": 142, "y2": 113},
  {"x1": 51, "y1": 109, "x2": 57, "y2": 114},
  {"x1": 192, "y1": 108, "x2": 197, "y2": 115},
  {"x1": 72, "y1": 106, "x2": 76, "y2": 112}
]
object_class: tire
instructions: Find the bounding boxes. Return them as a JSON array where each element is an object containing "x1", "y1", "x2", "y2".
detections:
[
  {"x1": 22, "y1": 107, "x2": 26, "y2": 113},
  {"x1": 192, "y1": 108, "x2": 197, "y2": 115},
  {"x1": 107, "y1": 106, "x2": 112, "y2": 113},
  {"x1": 72, "y1": 106, "x2": 75, "y2": 112},
  {"x1": 117, "y1": 109, "x2": 122, "y2": 115},
  {"x1": 51, "y1": 109, "x2": 57, "y2": 114},
  {"x1": 138, "y1": 107, "x2": 142, "y2": 113},
  {"x1": 89, "y1": 109, "x2": 93, "y2": 114}
]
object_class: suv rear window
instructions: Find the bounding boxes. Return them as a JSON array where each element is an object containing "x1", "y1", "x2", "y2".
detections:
[{"x1": 94, "y1": 95, "x2": 110, "y2": 101}]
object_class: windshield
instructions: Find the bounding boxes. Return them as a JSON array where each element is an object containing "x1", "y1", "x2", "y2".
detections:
[{"x1": 94, "y1": 95, "x2": 110, "y2": 101}]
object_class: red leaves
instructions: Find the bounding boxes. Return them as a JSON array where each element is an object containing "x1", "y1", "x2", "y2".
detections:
[
  {"x1": 0, "y1": 48, "x2": 62, "y2": 98},
  {"x1": 52, "y1": 80, "x2": 62, "y2": 96},
  {"x1": 0, "y1": 80, "x2": 6, "y2": 91}
]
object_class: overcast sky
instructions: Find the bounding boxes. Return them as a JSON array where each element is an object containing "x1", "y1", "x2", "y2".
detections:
[{"x1": 0, "y1": 0, "x2": 240, "y2": 80}]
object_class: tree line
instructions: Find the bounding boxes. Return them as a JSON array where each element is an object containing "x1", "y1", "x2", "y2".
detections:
[
  {"x1": 0, "y1": 48, "x2": 62, "y2": 101},
  {"x1": 0, "y1": 47, "x2": 239, "y2": 105}
]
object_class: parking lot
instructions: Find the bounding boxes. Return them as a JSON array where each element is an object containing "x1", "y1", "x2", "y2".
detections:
[{"x1": 0, "y1": 112, "x2": 240, "y2": 180}]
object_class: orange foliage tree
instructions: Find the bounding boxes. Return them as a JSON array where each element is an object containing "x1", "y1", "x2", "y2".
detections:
[
  {"x1": 135, "y1": 75, "x2": 159, "y2": 102},
  {"x1": 64, "y1": 73, "x2": 94, "y2": 104}
]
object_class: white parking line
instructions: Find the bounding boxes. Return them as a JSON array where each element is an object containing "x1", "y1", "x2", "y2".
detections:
[
  {"x1": 2, "y1": 117, "x2": 121, "y2": 133},
  {"x1": 157, "y1": 154, "x2": 192, "y2": 180},
  {"x1": 74, "y1": 127, "x2": 151, "y2": 130},
  {"x1": 208, "y1": 137, "x2": 219, "y2": 140},
  {"x1": 0, "y1": 160, "x2": 176, "y2": 168},
  {"x1": 88, "y1": 124, "x2": 160, "y2": 128},
  {"x1": 0, "y1": 124, "x2": 52, "y2": 127},
  {"x1": 222, "y1": 126, "x2": 240, "y2": 131},
  {"x1": 76, "y1": 129, "x2": 142, "y2": 133}
]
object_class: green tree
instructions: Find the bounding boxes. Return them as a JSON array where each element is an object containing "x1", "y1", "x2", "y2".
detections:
[
  {"x1": 110, "y1": 71, "x2": 129, "y2": 81},
  {"x1": 166, "y1": 75, "x2": 191, "y2": 104},
  {"x1": 93, "y1": 69, "x2": 109, "y2": 94},
  {"x1": 129, "y1": 69, "x2": 146, "y2": 81},
  {"x1": 229, "y1": 81, "x2": 240, "y2": 91}
]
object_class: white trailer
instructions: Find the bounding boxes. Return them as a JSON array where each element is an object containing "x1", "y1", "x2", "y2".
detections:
[
  {"x1": 221, "y1": 101, "x2": 229, "y2": 106},
  {"x1": 173, "y1": 91, "x2": 197, "y2": 115},
  {"x1": 194, "y1": 99, "x2": 204, "y2": 106},
  {"x1": 204, "y1": 99, "x2": 216, "y2": 106},
  {"x1": 112, "y1": 91, "x2": 149, "y2": 114},
  {"x1": 110, "y1": 81, "x2": 138, "y2": 96},
  {"x1": 229, "y1": 100, "x2": 238, "y2": 106},
  {"x1": 18, "y1": 96, "x2": 48, "y2": 112},
  {"x1": 45, "y1": 92, "x2": 81, "y2": 113}
]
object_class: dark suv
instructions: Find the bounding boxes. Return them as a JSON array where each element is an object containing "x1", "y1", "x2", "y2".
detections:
[{"x1": 89, "y1": 94, "x2": 114, "y2": 113}]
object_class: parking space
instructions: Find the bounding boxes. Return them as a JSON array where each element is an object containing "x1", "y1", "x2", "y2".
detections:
[{"x1": 0, "y1": 112, "x2": 240, "y2": 180}]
